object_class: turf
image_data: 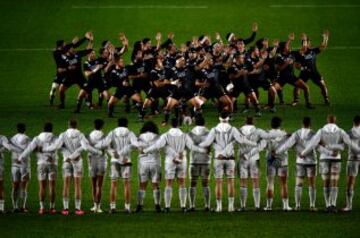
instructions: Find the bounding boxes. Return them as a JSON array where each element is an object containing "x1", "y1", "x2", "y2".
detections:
[{"x1": 0, "y1": 0, "x2": 360, "y2": 237}]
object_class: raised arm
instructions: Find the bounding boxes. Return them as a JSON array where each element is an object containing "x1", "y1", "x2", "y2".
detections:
[{"x1": 243, "y1": 23, "x2": 258, "y2": 45}]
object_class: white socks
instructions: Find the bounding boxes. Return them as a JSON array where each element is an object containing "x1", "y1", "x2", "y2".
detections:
[
  {"x1": 75, "y1": 199, "x2": 81, "y2": 210},
  {"x1": 216, "y1": 199, "x2": 222, "y2": 212},
  {"x1": 282, "y1": 198, "x2": 289, "y2": 209},
  {"x1": 137, "y1": 190, "x2": 145, "y2": 206},
  {"x1": 0, "y1": 200, "x2": 4, "y2": 211},
  {"x1": 323, "y1": 187, "x2": 330, "y2": 207},
  {"x1": 330, "y1": 187, "x2": 338, "y2": 207},
  {"x1": 179, "y1": 187, "x2": 187, "y2": 208},
  {"x1": 266, "y1": 198, "x2": 273, "y2": 208},
  {"x1": 309, "y1": 186, "x2": 316, "y2": 208},
  {"x1": 346, "y1": 189, "x2": 354, "y2": 209},
  {"x1": 228, "y1": 197, "x2": 234, "y2": 211},
  {"x1": 164, "y1": 187, "x2": 173, "y2": 208},
  {"x1": 253, "y1": 188, "x2": 260, "y2": 208},
  {"x1": 40, "y1": 201, "x2": 45, "y2": 209},
  {"x1": 125, "y1": 203, "x2": 131, "y2": 210},
  {"x1": 240, "y1": 187, "x2": 247, "y2": 208},
  {"x1": 153, "y1": 189, "x2": 161, "y2": 205},
  {"x1": 295, "y1": 186, "x2": 302, "y2": 208},
  {"x1": 189, "y1": 187, "x2": 197, "y2": 208},
  {"x1": 110, "y1": 202, "x2": 116, "y2": 210},
  {"x1": 63, "y1": 198, "x2": 69, "y2": 210},
  {"x1": 203, "y1": 186, "x2": 211, "y2": 208}
]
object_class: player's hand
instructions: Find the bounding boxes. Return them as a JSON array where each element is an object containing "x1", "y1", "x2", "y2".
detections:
[
  {"x1": 215, "y1": 32, "x2": 221, "y2": 41},
  {"x1": 261, "y1": 50, "x2": 268, "y2": 59},
  {"x1": 122, "y1": 158, "x2": 128, "y2": 164},
  {"x1": 322, "y1": 30, "x2": 329, "y2": 38},
  {"x1": 252, "y1": 22, "x2": 258, "y2": 32},
  {"x1": 119, "y1": 32, "x2": 126, "y2": 41},
  {"x1": 156, "y1": 32, "x2": 162, "y2": 41},
  {"x1": 168, "y1": 32, "x2": 174, "y2": 40},
  {"x1": 300, "y1": 32, "x2": 307, "y2": 41},
  {"x1": 272, "y1": 39, "x2": 279, "y2": 47},
  {"x1": 288, "y1": 32, "x2": 295, "y2": 41},
  {"x1": 286, "y1": 58, "x2": 294, "y2": 64},
  {"x1": 72, "y1": 36, "x2": 79, "y2": 45},
  {"x1": 332, "y1": 150, "x2": 339, "y2": 157}
]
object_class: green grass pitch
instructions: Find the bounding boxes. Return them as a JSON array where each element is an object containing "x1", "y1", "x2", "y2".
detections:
[{"x1": 0, "y1": 0, "x2": 360, "y2": 237}]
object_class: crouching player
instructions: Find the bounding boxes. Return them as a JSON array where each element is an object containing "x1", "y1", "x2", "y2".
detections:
[
  {"x1": 264, "y1": 117, "x2": 292, "y2": 211},
  {"x1": 18, "y1": 123, "x2": 58, "y2": 214},
  {"x1": 43, "y1": 120, "x2": 102, "y2": 215},
  {"x1": 276, "y1": 117, "x2": 318, "y2": 211},
  {"x1": 188, "y1": 116, "x2": 211, "y2": 211},
  {"x1": 343, "y1": 115, "x2": 360, "y2": 211},
  {"x1": 301, "y1": 115, "x2": 360, "y2": 212}
]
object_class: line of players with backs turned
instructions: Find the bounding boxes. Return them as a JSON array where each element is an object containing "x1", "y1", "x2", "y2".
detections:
[
  {"x1": 0, "y1": 113, "x2": 359, "y2": 215},
  {"x1": 49, "y1": 23, "x2": 330, "y2": 125}
]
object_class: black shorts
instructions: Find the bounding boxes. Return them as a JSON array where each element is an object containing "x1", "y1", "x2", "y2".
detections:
[
  {"x1": 169, "y1": 86, "x2": 195, "y2": 101},
  {"x1": 62, "y1": 74, "x2": 87, "y2": 89},
  {"x1": 53, "y1": 75, "x2": 65, "y2": 84},
  {"x1": 146, "y1": 86, "x2": 171, "y2": 100},
  {"x1": 230, "y1": 78, "x2": 254, "y2": 97},
  {"x1": 114, "y1": 86, "x2": 136, "y2": 99},
  {"x1": 299, "y1": 70, "x2": 322, "y2": 84},
  {"x1": 85, "y1": 77, "x2": 106, "y2": 93},
  {"x1": 275, "y1": 75, "x2": 298, "y2": 87},
  {"x1": 200, "y1": 85, "x2": 227, "y2": 100},
  {"x1": 132, "y1": 79, "x2": 151, "y2": 93},
  {"x1": 249, "y1": 75, "x2": 272, "y2": 90}
]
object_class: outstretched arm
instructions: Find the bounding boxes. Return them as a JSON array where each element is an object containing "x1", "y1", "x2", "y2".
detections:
[
  {"x1": 199, "y1": 129, "x2": 215, "y2": 148},
  {"x1": 276, "y1": 133, "x2": 297, "y2": 154},
  {"x1": 143, "y1": 134, "x2": 166, "y2": 154},
  {"x1": 301, "y1": 130, "x2": 321, "y2": 156},
  {"x1": 185, "y1": 135, "x2": 207, "y2": 153}
]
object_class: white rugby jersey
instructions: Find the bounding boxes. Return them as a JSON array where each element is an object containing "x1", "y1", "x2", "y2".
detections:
[
  {"x1": 348, "y1": 126, "x2": 360, "y2": 161},
  {"x1": 95, "y1": 127, "x2": 138, "y2": 164},
  {"x1": 188, "y1": 126, "x2": 210, "y2": 164},
  {"x1": 137, "y1": 132, "x2": 161, "y2": 164},
  {"x1": 0, "y1": 135, "x2": 13, "y2": 167},
  {"x1": 143, "y1": 128, "x2": 206, "y2": 163},
  {"x1": 199, "y1": 122, "x2": 257, "y2": 158},
  {"x1": 276, "y1": 128, "x2": 317, "y2": 165},
  {"x1": 265, "y1": 129, "x2": 289, "y2": 166},
  {"x1": 19, "y1": 132, "x2": 58, "y2": 166},
  {"x1": 301, "y1": 123, "x2": 360, "y2": 161},
  {"x1": 238, "y1": 125, "x2": 269, "y2": 161},
  {"x1": 9, "y1": 133, "x2": 31, "y2": 168},
  {"x1": 43, "y1": 128, "x2": 101, "y2": 160}
]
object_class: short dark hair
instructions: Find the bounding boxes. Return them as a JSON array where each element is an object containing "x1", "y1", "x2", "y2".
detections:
[
  {"x1": 118, "y1": 117, "x2": 128, "y2": 127},
  {"x1": 303, "y1": 117, "x2": 311, "y2": 128},
  {"x1": 17, "y1": 123, "x2": 26, "y2": 133},
  {"x1": 246, "y1": 117, "x2": 254, "y2": 125},
  {"x1": 44, "y1": 122, "x2": 53, "y2": 132},
  {"x1": 142, "y1": 38, "x2": 151, "y2": 44},
  {"x1": 140, "y1": 121, "x2": 159, "y2": 134},
  {"x1": 327, "y1": 114, "x2": 336, "y2": 124},
  {"x1": 171, "y1": 118, "x2": 178, "y2": 128},
  {"x1": 220, "y1": 111, "x2": 229, "y2": 120},
  {"x1": 353, "y1": 115, "x2": 360, "y2": 126},
  {"x1": 271, "y1": 116, "x2": 282, "y2": 129},
  {"x1": 94, "y1": 119, "x2": 104, "y2": 130},
  {"x1": 69, "y1": 119, "x2": 77, "y2": 129},
  {"x1": 195, "y1": 115, "x2": 205, "y2": 126},
  {"x1": 56, "y1": 40, "x2": 64, "y2": 48}
]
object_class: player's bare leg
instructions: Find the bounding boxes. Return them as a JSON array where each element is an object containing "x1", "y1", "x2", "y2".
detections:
[
  {"x1": 62, "y1": 176, "x2": 70, "y2": 215},
  {"x1": 227, "y1": 178, "x2": 235, "y2": 212},
  {"x1": 315, "y1": 79, "x2": 330, "y2": 105},
  {"x1": 20, "y1": 178, "x2": 29, "y2": 213},
  {"x1": 264, "y1": 175, "x2": 274, "y2": 211},
  {"x1": 49, "y1": 180, "x2": 56, "y2": 214},
  {"x1": 280, "y1": 176, "x2": 291, "y2": 211},
  {"x1": 343, "y1": 176, "x2": 355, "y2": 211},
  {"x1": 11, "y1": 181, "x2": 20, "y2": 212},
  {"x1": 215, "y1": 178, "x2": 223, "y2": 212},
  {"x1": 294, "y1": 80, "x2": 314, "y2": 109},
  {"x1": 58, "y1": 84, "x2": 67, "y2": 109},
  {"x1": 124, "y1": 178, "x2": 131, "y2": 213},
  {"x1": 294, "y1": 177, "x2": 303, "y2": 211},
  {"x1": 38, "y1": 180, "x2": 46, "y2": 214},
  {"x1": 109, "y1": 180, "x2": 118, "y2": 213},
  {"x1": 152, "y1": 182, "x2": 161, "y2": 212},
  {"x1": 202, "y1": 179, "x2": 211, "y2": 211},
  {"x1": 162, "y1": 98, "x2": 178, "y2": 126},
  {"x1": 308, "y1": 176, "x2": 317, "y2": 211},
  {"x1": 74, "y1": 177, "x2": 83, "y2": 215},
  {"x1": 74, "y1": 89, "x2": 88, "y2": 113},
  {"x1": 96, "y1": 175, "x2": 104, "y2": 213},
  {"x1": 131, "y1": 93, "x2": 144, "y2": 121},
  {"x1": 49, "y1": 82, "x2": 59, "y2": 106},
  {"x1": 252, "y1": 178, "x2": 261, "y2": 210}
]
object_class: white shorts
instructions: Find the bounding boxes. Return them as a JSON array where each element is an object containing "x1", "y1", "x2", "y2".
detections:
[
  {"x1": 138, "y1": 162, "x2": 161, "y2": 183},
  {"x1": 319, "y1": 160, "x2": 341, "y2": 176},
  {"x1": 296, "y1": 164, "x2": 317, "y2": 178},
  {"x1": 62, "y1": 159, "x2": 83, "y2": 178},
  {"x1": 11, "y1": 166, "x2": 31, "y2": 182},
  {"x1": 214, "y1": 159, "x2": 235, "y2": 179},
  {"x1": 88, "y1": 157, "x2": 107, "y2": 178},
  {"x1": 267, "y1": 164, "x2": 288, "y2": 177},
  {"x1": 37, "y1": 163, "x2": 57, "y2": 181},
  {"x1": 346, "y1": 160, "x2": 360, "y2": 177},
  {"x1": 189, "y1": 164, "x2": 210, "y2": 180},
  {"x1": 110, "y1": 162, "x2": 131, "y2": 180},
  {"x1": 165, "y1": 161, "x2": 187, "y2": 180},
  {"x1": 238, "y1": 159, "x2": 260, "y2": 179}
]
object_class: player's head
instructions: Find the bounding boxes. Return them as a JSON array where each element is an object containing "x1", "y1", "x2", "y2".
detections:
[
  {"x1": 140, "y1": 121, "x2": 159, "y2": 134},
  {"x1": 56, "y1": 40, "x2": 65, "y2": 49},
  {"x1": 88, "y1": 50, "x2": 96, "y2": 61},
  {"x1": 99, "y1": 47, "x2": 109, "y2": 58},
  {"x1": 17, "y1": 123, "x2": 26, "y2": 133},
  {"x1": 142, "y1": 38, "x2": 151, "y2": 50},
  {"x1": 279, "y1": 41, "x2": 289, "y2": 54},
  {"x1": 68, "y1": 119, "x2": 77, "y2": 129},
  {"x1": 219, "y1": 112, "x2": 230, "y2": 123},
  {"x1": 44, "y1": 122, "x2": 53, "y2": 132},
  {"x1": 114, "y1": 55, "x2": 124, "y2": 68},
  {"x1": 236, "y1": 39, "x2": 245, "y2": 50},
  {"x1": 234, "y1": 53, "x2": 245, "y2": 65},
  {"x1": 101, "y1": 40, "x2": 111, "y2": 49},
  {"x1": 118, "y1": 117, "x2": 128, "y2": 128},
  {"x1": 245, "y1": 116, "x2": 254, "y2": 125},
  {"x1": 302, "y1": 117, "x2": 311, "y2": 128},
  {"x1": 271, "y1": 116, "x2": 282, "y2": 129},
  {"x1": 353, "y1": 115, "x2": 360, "y2": 127},
  {"x1": 226, "y1": 32, "x2": 236, "y2": 43},
  {"x1": 168, "y1": 43, "x2": 177, "y2": 54},
  {"x1": 250, "y1": 46, "x2": 260, "y2": 57},
  {"x1": 327, "y1": 114, "x2": 336, "y2": 124},
  {"x1": 171, "y1": 118, "x2": 179, "y2": 128},
  {"x1": 94, "y1": 119, "x2": 104, "y2": 130},
  {"x1": 195, "y1": 115, "x2": 205, "y2": 126}
]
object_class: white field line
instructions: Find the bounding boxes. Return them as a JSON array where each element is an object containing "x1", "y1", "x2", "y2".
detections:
[
  {"x1": 71, "y1": 5, "x2": 208, "y2": 9},
  {"x1": 269, "y1": 4, "x2": 360, "y2": 8},
  {"x1": 0, "y1": 47, "x2": 360, "y2": 52}
]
